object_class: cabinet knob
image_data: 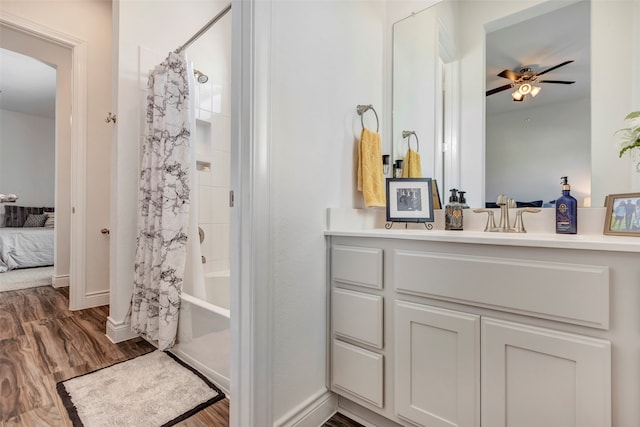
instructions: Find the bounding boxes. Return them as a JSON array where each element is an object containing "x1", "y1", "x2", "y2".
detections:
[{"x1": 100, "y1": 227, "x2": 110, "y2": 235}]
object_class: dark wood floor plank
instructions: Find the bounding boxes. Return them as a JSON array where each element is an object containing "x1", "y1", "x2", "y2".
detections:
[
  {"x1": 0, "y1": 303, "x2": 24, "y2": 341},
  {"x1": 176, "y1": 397, "x2": 230, "y2": 426},
  {"x1": 0, "y1": 336, "x2": 56, "y2": 422},
  {"x1": 21, "y1": 318, "x2": 87, "y2": 376}
]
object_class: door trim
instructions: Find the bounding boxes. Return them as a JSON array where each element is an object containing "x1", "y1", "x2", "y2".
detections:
[{"x1": 0, "y1": 12, "x2": 87, "y2": 309}]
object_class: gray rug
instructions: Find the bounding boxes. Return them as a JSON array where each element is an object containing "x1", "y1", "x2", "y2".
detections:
[
  {"x1": 0, "y1": 266, "x2": 53, "y2": 292},
  {"x1": 56, "y1": 350, "x2": 225, "y2": 427}
]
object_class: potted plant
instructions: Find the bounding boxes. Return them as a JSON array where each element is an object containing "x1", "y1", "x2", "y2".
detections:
[{"x1": 616, "y1": 111, "x2": 640, "y2": 163}]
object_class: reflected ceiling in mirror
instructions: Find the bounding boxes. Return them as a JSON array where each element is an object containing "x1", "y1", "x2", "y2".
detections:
[{"x1": 485, "y1": 0, "x2": 591, "y2": 207}]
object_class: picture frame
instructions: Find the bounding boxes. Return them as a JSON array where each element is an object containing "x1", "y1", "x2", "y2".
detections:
[
  {"x1": 603, "y1": 192, "x2": 640, "y2": 236},
  {"x1": 386, "y1": 178, "x2": 435, "y2": 223}
]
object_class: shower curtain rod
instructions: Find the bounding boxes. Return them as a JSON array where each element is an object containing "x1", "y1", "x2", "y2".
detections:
[{"x1": 175, "y1": 3, "x2": 232, "y2": 53}]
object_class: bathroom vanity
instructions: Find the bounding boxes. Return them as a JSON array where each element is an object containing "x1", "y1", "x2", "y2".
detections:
[{"x1": 326, "y1": 209, "x2": 640, "y2": 427}]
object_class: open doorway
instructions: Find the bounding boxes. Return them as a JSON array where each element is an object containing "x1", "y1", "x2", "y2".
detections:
[{"x1": 0, "y1": 16, "x2": 88, "y2": 309}]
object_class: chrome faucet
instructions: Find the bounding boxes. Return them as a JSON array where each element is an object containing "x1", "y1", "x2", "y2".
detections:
[{"x1": 473, "y1": 195, "x2": 540, "y2": 233}]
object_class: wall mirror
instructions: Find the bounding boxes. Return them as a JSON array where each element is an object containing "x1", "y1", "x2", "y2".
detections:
[
  {"x1": 393, "y1": 0, "x2": 635, "y2": 209},
  {"x1": 484, "y1": 0, "x2": 591, "y2": 208},
  {"x1": 392, "y1": 0, "x2": 456, "y2": 204}
]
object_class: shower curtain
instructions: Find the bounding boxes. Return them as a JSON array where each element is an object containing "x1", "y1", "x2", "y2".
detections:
[{"x1": 131, "y1": 51, "x2": 191, "y2": 350}]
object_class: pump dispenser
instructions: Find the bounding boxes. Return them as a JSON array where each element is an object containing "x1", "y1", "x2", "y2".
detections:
[
  {"x1": 445, "y1": 189, "x2": 463, "y2": 230},
  {"x1": 556, "y1": 176, "x2": 577, "y2": 234},
  {"x1": 458, "y1": 191, "x2": 469, "y2": 209}
]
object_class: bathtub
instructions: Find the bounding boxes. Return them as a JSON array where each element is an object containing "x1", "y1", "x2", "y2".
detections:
[{"x1": 174, "y1": 270, "x2": 230, "y2": 395}]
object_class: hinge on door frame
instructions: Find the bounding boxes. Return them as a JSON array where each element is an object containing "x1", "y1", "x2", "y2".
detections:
[{"x1": 229, "y1": 190, "x2": 235, "y2": 207}]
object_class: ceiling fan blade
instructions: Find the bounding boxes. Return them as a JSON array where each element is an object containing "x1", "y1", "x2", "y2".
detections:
[
  {"x1": 497, "y1": 69, "x2": 521, "y2": 81},
  {"x1": 486, "y1": 83, "x2": 515, "y2": 96},
  {"x1": 536, "y1": 60, "x2": 574, "y2": 76},
  {"x1": 538, "y1": 80, "x2": 575, "y2": 84}
]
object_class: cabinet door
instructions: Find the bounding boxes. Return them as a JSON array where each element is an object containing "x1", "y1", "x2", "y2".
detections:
[
  {"x1": 482, "y1": 318, "x2": 611, "y2": 427},
  {"x1": 395, "y1": 301, "x2": 480, "y2": 427}
]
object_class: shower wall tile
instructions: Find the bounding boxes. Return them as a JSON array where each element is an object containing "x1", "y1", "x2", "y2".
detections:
[
  {"x1": 211, "y1": 187, "x2": 230, "y2": 224},
  {"x1": 198, "y1": 187, "x2": 214, "y2": 224},
  {"x1": 211, "y1": 223, "x2": 230, "y2": 263},
  {"x1": 199, "y1": 223, "x2": 214, "y2": 275},
  {"x1": 197, "y1": 169, "x2": 213, "y2": 188},
  {"x1": 211, "y1": 116, "x2": 230, "y2": 153},
  {"x1": 211, "y1": 150, "x2": 231, "y2": 187},
  {"x1": 210, "y1": 259, "x2": 229, "y2": 274}
]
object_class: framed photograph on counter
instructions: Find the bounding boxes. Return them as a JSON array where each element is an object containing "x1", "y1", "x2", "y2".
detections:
[
  {"x1": 603, "y1": 192, "x2": 640, "y2": 236},
  {"x1": 386, "y1": 178, "x2": 434, "y2": 223}
]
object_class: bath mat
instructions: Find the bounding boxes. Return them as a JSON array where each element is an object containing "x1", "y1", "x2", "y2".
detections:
[{"x1": 56, "y1": 350, "x2": 225, "y2": 427}]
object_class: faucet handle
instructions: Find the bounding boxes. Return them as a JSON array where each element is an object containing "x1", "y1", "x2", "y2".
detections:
[
  {"x1": 473, "y1": 208, "x2": 498, "y2": 232},
  {"x1": 513, "y1": 208, "x2": 541, "y2": 233}
]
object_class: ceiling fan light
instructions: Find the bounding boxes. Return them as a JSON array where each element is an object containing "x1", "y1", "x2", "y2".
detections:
[
  {"x1": 530, "y1": 85, "x2": 541, "y2": 97},
  {"x1": 518, "y1": 83, "x2": 532, "y2": 95},
  {"x1": 512, "y1": 90, "x2": 524, "y2": 101}
]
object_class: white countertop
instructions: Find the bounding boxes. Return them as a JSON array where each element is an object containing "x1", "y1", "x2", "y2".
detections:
[{"x1": 325, "y1": 208, "x2": 640, "y2": 253}]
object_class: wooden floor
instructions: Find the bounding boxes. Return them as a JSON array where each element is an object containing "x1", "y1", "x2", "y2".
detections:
[{"x1": 0, "y1": 285, "x2": 361, "y2": 427}]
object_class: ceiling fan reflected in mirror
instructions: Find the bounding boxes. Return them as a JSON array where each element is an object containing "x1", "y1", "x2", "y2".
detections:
[{"x1": 486, "y1": 60, "x2": 575, "y2": 102}]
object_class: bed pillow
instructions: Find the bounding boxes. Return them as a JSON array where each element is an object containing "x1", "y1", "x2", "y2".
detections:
[
  {"x1": 23, "y1": 214, "x2": 48, "y2": 227},
  {"x1": 44, "y1": 212, "x2": 55, "y2": 228}
]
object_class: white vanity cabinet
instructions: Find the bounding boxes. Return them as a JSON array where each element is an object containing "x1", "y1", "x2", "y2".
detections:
[
  {"x1": 330, "y1": 245, "x2": 385, "y2": 409},
  {"x1": 326, "y1": 233, "x2": 631, "y2": 427},
  {"x1": 481, "y1": 318, "x2": 611, "y2": 427},
  {"x1": 394, "y1": 301, "x2": 480, "y2": 427}
]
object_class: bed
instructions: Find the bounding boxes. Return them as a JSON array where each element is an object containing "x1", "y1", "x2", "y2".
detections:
[{"x1": 0, "y1": 205, "x2": 55, "y2": 273}]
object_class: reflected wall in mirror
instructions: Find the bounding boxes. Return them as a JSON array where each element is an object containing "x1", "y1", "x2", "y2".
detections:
[
  {"x1": 392, "y1": 0, "x2": 456, "y2": 203},
  {"x1": 485, "y1": 0, "x2": 591, "y2": 208}
]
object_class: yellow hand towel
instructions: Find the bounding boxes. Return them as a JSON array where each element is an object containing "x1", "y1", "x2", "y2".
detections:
[
  {"x1": 401, "y1": 148, "x2": 422, "y2": 178},
  {"x1": 357, "y1": 128, "x2": 386, "y2": 207}
]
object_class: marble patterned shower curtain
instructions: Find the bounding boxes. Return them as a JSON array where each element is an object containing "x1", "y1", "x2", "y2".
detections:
[{"x1": 131, "y1": 51, "x2": 191, "y2": 350}]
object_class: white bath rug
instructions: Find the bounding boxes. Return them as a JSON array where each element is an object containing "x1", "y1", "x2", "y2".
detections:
[
  {"x1": 56, "y1": 350, "x2": 225, "y2": 427},
  {"x1": 0, "y1": 266, "x2": 53, "y2": 292}
]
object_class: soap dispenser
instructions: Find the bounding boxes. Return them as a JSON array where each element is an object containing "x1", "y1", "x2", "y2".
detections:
[
  {"x1": 556, "y1": 176, "x2": 577, "y2": 234},
  {"x1": 458, "y1": 191, "x2": 469, "y2": 209},
  {"x1": 445, "y1": 189, "x2": 463, "y2": 230}
]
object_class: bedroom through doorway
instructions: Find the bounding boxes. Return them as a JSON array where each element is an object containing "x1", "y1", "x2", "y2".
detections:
[{"x1": 0, "y1": 24, "x2": 72, "y2": 295}]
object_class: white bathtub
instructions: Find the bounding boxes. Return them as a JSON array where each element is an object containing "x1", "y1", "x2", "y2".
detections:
[{"x1": 174, "y1": 270, "x2": 230, "y2": 395}]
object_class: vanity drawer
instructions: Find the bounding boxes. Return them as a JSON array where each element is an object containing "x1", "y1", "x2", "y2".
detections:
[
  {"x1": 332, "y1": 339, "x2": 384, "y2": 408},
  {"x1": 333, "y1": 288, "x2": 383, "y2": 349},
  {"x1": 332, "y1": 245, "x2": 383, "y2": 289},
  {"x1": 393, "y1": 250, "x2": 609, "y2": 329}
]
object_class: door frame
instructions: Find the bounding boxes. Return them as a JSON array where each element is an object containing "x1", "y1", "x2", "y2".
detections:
[{"x1": 0, "y1": 12, "x2": 87, "y2": 310}]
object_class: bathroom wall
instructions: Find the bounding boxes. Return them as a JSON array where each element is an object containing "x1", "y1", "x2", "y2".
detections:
[
  {"x1": 0, "y1": 109, "x2": 55, "y2": 210},
  {"x1": 268, "y1": 1, "x2": 386, "y2": 422}
]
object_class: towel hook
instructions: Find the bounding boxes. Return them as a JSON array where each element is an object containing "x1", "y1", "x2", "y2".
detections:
[
  {"x1": 402, "y1": 130, "x2": 419, "y2": 152},
  {"x1": 357, "y1": 104, "x2": 379, "y2": 133}
]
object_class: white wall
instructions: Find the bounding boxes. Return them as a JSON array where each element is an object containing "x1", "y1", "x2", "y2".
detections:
[
  {"x1": 0, "y1": 109, "x2": 55, "y2": 211},
  {"x1": 486, "y1": 98, "x2": 591, "y2": 205},
  {"x1": 457, "y1": 0, "x2": 636, "y2": 208},
  {"x1": 1, "y1": 0, "x2": 113, "y2": 299},
  {"x1": 268, "y1": 1, "x2": 385, "y2": 422}
]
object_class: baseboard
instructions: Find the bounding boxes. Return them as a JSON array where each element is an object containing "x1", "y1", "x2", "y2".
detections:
[
  {"x1": 52, "y1": 274, "x2": 70, "y2": 288},
  {"x1": 106, "y1": 316, "x2": 138, "y2": 343},
  {"x1": 83, "y1": 290, "x2": 109, "y2": 308},
  {"x1": 337, "y1": 397, "x2": 404, "y2": 427},
  {"x1": 273, "y1": 389, "x2": 338, "y2": 427}
]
